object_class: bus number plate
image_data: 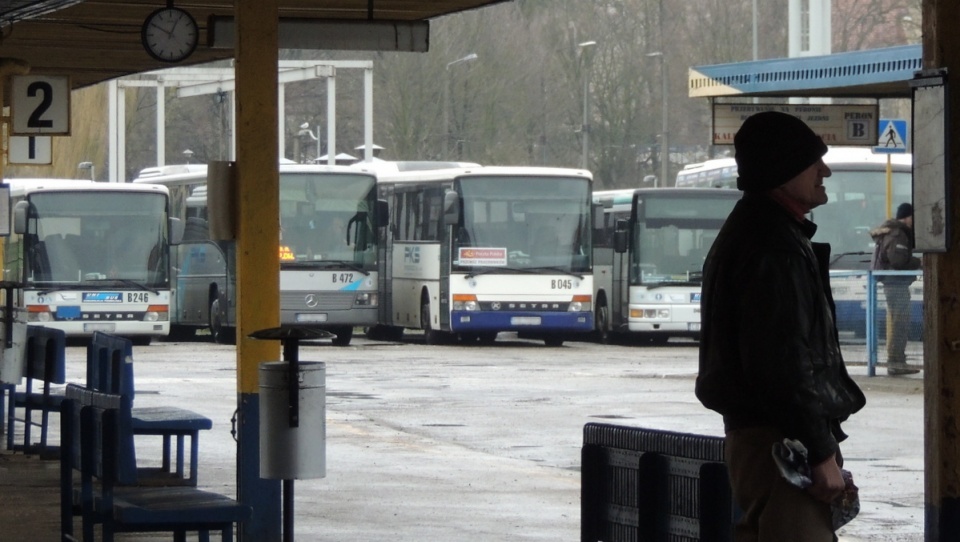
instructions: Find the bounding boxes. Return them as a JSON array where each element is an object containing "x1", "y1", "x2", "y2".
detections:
[
  {"x1": 511, "y1": 316, "x2": 541, "y2": 326},
  {"x1": 127, "y1": 292, "x2": 149, "y2": 303},
  {"x1": 332, "y1": 273, "x2": 355, "y2": 284}
]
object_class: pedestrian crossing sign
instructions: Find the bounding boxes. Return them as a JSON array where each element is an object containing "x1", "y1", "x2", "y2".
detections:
[{"x1": 874, "y1": 119, "x2": 908, "y2": 154}]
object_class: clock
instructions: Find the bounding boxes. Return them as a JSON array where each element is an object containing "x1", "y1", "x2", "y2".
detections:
[{"x1": 141, "y1": 6, "x2": 199, "y2": 63}]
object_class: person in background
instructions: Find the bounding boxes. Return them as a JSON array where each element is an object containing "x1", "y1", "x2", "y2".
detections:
[
  {"x1": 870, "y1": 202, "x2": 922, "y2": 376},
  {"x1": 696, "y1": 111, "x2": 866, "y2": 541}
]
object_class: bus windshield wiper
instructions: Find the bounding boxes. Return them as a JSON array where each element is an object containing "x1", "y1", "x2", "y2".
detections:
[
  {"x1": 283, "y1": 260, "x2": 371, "y2": 276},
  {"x1": 644, "y1": 278, "x2": 699, "y2": 289},
  {"x1": 87, "y1": 278, "x2": 160, "y2": 295},
  {"x1": 465, "y1": 266, "x2": 584, "y2": 280},
  {"x1": 464, "y1": 266, "x2": 537, "y2": 279},
  {"x1": 523, "y1": 266, "x2": 585, "y2": 280},
  {"x1": 36, "y1": 283, "x2": 74, "y2": 296}
]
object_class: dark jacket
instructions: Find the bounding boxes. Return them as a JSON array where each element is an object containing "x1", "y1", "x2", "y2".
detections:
[
  {"x1": 870, "y1": 218, "x2": 920, "y2": 285},
  {"x1": 696, "y1": 193, "x2": 866, "y2": 465}
]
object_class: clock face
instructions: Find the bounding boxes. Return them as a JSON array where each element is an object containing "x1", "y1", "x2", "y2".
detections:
[{"x1": 141, "y1": 7, "x2": 199, "y2": 63}]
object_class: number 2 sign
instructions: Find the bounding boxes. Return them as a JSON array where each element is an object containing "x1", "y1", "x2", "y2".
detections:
[{"x1": 11, "y1": 75, "x2": 70, "y2": 135}]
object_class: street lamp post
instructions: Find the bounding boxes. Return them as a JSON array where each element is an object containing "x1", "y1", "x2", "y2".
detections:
[
  {"x1": 578, "y1": 41, "x2": 597, "y2": 171},
  {"x1": 646, "y1": 51, "x2": 668, "y2": 188},
  {"x1": 444, "y1": 53, "x2": 478, "y2": 159}
]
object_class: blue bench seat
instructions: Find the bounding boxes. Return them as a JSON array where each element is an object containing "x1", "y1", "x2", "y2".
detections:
[{"x1": 61, "y1": 384, "x2": 250, "y2": 541}]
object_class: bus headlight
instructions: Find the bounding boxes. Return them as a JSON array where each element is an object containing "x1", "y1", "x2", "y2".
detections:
[
  {"x1": 453, "y1": 294, "x2": 479, "y2": 311},
  {"x1": 355, "y1": 293, "x2": 378, "y2": 307},
  {"x1": 568, "y1": 295, "x2": 592, "y2": 312},
  {"x1": 27, "y1": 305, "x2": 52, "y2": 322},
  {"x1": 144, "y1": 305, "x2": 169, "y2": 322}
]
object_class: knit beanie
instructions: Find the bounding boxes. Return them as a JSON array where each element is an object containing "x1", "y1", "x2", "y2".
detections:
[
  {"x1": 896, "y1": 202, "x2": 913, "y2": 220},
  {"x1": 734, "y1": 111, "x2": 829, "y2": 191}
]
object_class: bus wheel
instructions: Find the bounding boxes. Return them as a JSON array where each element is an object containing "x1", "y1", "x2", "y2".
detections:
[
  {"x1": 210, "y1": 297, "x2": 236, "y2": 345},
  {"x1": 544, "y1": 336, "x2": 564, "y2": 347},
  {"x1": 595, "y1": 303, "x2": 611, "y2": 344},
  {"x1": 421, "y1": 299, "x2": 442, "y2": 345},
  {"x1": 331, "y1": 326, "x2": 353, "y2": 347}
]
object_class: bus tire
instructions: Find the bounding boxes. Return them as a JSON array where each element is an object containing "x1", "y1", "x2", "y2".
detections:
[
  {"x1": 595, "y1": 302, "x2": 611, "y2": 344},
  {"x1": 331, "y1": 326, "x2": 353, "y2": 347},
  {"x1": 210, "y1": 297, "x2": 236, "y2": 345},
  {"x1": 421, "y1": 298, "x2": 443, "y2": 345}
]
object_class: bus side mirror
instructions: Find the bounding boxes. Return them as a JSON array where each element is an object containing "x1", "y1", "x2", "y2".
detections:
[
  {"x1": 13, "y1": 201, "x2": 29, "y2": 235},
  {"x1": 592, "y1": 203, "x2": 604, "y2": 230},
  {"x1": 169, "y1": 217, "x2": 184, "y2": 246},
  {"x1": 375, "y1": 199, "x2": 389, "y2": 229},
  {"x1": 613, "y1": 218, "x2": 629, "y2": 254},
  {"x1": 443, "y1": 190, "x2": 460, "y2": 226}
]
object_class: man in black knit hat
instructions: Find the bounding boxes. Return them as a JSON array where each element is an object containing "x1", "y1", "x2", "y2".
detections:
[
  {"x1": 696, "y1": 111, "x2": 866, "y2": 541},
  {"x1": 870, "y1": 202, "x2": 922, "y2": 376}
]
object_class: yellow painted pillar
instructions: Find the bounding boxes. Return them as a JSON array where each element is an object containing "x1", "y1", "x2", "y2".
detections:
[
  {"x1": 922, "y1": 0, "x2": 960, "y2": 539},
  {"x1": 234, "y1": 0, "x2": 281, "y2": 539}
]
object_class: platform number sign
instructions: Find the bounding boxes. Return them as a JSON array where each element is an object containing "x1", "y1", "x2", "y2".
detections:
[
  {"x1": 11, "y1": 75, "x2": 70, "y2": 136},
  {"x1": 8, "y1": 136, "x2": 52, "y2": 165}
]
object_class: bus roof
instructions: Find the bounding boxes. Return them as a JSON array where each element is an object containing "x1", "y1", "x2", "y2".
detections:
[
  {"x1": 132, "y1": 162, "x2": 377, "y2": 187},
  {"x1": 676, "y1": 146, "x2": 912, "y2": 187},
  {"x1": 377, "y1": 165, "x2": 593, "y2": 185},
  {"x1": 592, "y1": 189, "x2": 638, "y2": 206},
  {"x1": 5, "y1": 178, "x2": 170, "y2": 196},
  {"x1": 352, "y1": 160, "x2": 482, "y2": 174}
]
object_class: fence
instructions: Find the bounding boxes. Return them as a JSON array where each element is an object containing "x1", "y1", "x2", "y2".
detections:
[{"x1": 830, "y1": 270, "x2": 923, "y2": 376}]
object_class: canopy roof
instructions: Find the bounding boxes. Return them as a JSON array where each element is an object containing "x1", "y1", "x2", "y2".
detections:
[
  {"x1": 689, "y1": 45, "x2": 922, "y2": 100},
  {"x1": 0, "y1": 0, "x2": 507, "y2": 89}
]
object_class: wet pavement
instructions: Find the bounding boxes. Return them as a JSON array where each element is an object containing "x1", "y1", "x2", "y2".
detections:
[{"x1": 0, "y1": 336, "x2": 925, "y2": 541}]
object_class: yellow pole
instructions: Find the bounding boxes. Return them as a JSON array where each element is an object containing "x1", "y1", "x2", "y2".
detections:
[{"x1": 235, "y1": 0, "x2": 281, "y2": 538}]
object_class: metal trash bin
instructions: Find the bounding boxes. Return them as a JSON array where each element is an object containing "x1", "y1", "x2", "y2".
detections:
[{"x1": 259, "y1": 361, "x2": 326, "y2": 479}]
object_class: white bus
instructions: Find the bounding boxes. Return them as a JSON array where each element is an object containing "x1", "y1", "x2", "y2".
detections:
[
  {"x1": 370, "y1": 165, "x2": 595, "y2": 346},
  {"x1": 133, "y1": 163, "x2": 388, "y2": 345},
  {"x1": 592, "y1": 187, "x2": 741, "y2": 344},
  {"x1": 5, "y1": 179, "x2": 179, "y2": 343},
  {"x1": 675, "y1": 147, "x2": 918, "y2": 338}
]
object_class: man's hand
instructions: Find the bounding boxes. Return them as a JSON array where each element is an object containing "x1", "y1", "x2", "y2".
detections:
[{"x1": 808, "y1": 453, "x2": 845, "y2": 503}]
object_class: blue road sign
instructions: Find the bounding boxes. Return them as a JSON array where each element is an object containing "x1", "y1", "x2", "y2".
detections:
[{"x1": 875, "y1": 119, "x2": 908, "y2": 154}]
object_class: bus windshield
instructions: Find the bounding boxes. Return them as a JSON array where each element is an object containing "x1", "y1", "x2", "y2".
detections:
[
  {"x1": 279, "y1": 173, "x2": 379, "y2": 269},
  {"x1": 632, "y1": 193, "x2": 738, "y2": 286},
  {"x1": 26, "y1": 192, "x2": 168, "y2": 286},
  {"x1": 812, "y1": 168, "x2": 912, "y2": 269},
  {"x1": 453, "y1": 175, "x2": 592, "y2": 273}
]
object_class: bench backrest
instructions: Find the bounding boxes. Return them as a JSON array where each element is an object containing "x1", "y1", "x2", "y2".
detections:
[
  {"x1": 24, "y1": 325, "x2": 66, "y2": 384},
  {"x1": 64, "y1": 383, "x2": 138, "y2": 485},
  {"x1": 86, "y1": 331, "x2": 135, "y2": 400},
  {"x1": 581, "y1": 422, "x2": 737, "y2": 542}
]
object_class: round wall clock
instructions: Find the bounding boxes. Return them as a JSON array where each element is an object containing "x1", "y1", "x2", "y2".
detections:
[{"x1": 141, "y1": 7, "x2": 199, "y2": 63}]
